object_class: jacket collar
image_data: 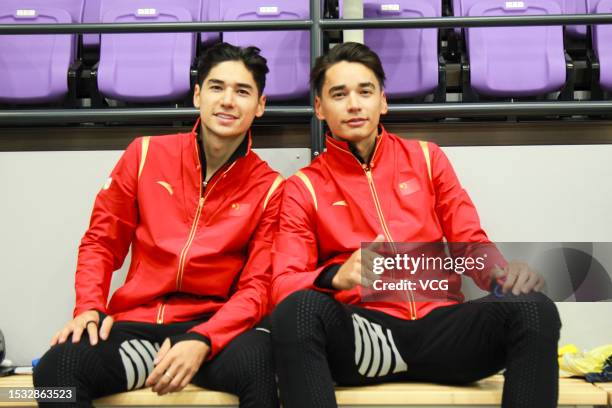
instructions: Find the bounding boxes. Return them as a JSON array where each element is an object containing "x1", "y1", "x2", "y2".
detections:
[
  {"x1": 190, "y1": 117, "x2": 252, "y2": 169},
  {"x1": 324, "y1": 124, "x2": 388, "y2": 169}
]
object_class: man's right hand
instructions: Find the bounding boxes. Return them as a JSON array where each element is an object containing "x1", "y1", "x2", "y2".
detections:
[
  {"x1": 332, "y1": 235, "x2": 385, "y2": 290},
  {"x1": 50, "y1": 310, "x2": 114, "y2": 346}
]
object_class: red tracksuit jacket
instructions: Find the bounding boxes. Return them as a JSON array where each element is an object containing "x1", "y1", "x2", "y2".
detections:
[
  {"x1": 74, "y1": 120, "x2": 283, "y2": 357},
  {"x1": 272, "y1": 126, "x2": 505, "y2": 320}
]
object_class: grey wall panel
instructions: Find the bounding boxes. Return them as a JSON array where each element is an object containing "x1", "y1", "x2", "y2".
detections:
[{"x1": 0, "y1": 146, "x2": 610, "y2": 365}]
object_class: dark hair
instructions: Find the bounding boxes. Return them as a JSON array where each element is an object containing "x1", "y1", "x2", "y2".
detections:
[
  {"x1": 197, "y1": 42, "x2": 269, "y2": 95},
  {"x1": 310, "y1": 42, "x2": 386, "y2": 95}
]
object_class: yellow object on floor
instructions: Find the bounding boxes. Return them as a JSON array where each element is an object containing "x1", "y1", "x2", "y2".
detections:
[{"x1": 558, "y1": 343, "x2": 612, "y2": 377}]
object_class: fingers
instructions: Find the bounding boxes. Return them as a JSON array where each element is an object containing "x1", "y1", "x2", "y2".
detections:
[
  {"x1": 366, "y1": 234, "x2": 386, "y2": 252},
  {"x1": 151, "y1": 366, "x2": 174, "y2": 394},
  {"x1": 57, "y1": 325, "x2": 74, "y2": 344},
  {"x1": 71, "y1": 324, "x2": 84, "y2": 344},
  {"x1": 50, "y1": 310, "x2": 107, "y2": 347},
  {"x1": 148, "y1": 357, "x2": 192, "y2": 395},
  {"x1": 501, "y1": 262, "x2": 543, "y2": 295},
  {"x1": 156, "y1": 364, "x2": 193, "y2": 395},
  {"x1": 50, "y1": 331, "x2": 61, "y2": 346},
  {"x1": 173, "y1": 366, "x2": 196, "y2": 394},
  {"x1": 519, "y1": 270, "x2": 539, "y2": 294},
  {"x1": 154, "y1": 339, "x2": 172, "y2": 365},
  {"x1": 99, "y1": 316, "x2": 114, "y2": 341},
  {"x1": 534, "y1": 275, "x2": 546, "y2": 292},
  {"x1": 146, "y1": 350, "x2": 172, "y2": 390},
  {"x1": 512, "y1": 265, "x2": 530, "y2": 295},
  {"x1": 147, "y1": 340, "x2": 207, "y2": 395},
  {"x1": 493, "y1": 265, "x2": 507, "y2": 281},
  {"x1": 87, "y1": 321, "x2": 99, "y2": 345},
  {"x1": 360, "y1": 249, "x2": 376, "y2": 285},
  {"x1": 179, "y1": 368, "x2": 195, "y2": 390},
  {"x1": 147, "y1": 339, "x2": 173, "y2": 388},
  {"x1": 502, "y1": 266, "x2": 518, "y2": 294}
]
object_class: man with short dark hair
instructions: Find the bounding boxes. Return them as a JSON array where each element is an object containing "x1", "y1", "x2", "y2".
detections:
[
  {"x1": 270, "y1": 42, "x2": 560, "y2": 408},
  {"x1": 34, "y1": 43, "x2": 282, "y2": 408}
]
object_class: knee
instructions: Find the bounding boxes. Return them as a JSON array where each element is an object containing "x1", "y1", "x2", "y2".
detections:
[
  {"x1": 271, "y1": 290, "x2": 332, "y2": 324},
  {"x1": 270, "y1": 290, "x2": 339, "y2": 343},
  {"x1": 33, "y1": 341, "x2": 97, "y2": 389},
  {"x1": 506, "y1": 292, "x2": 561, "y2": 339},
  {"x1": 33, "y1": 343, "x2": 74, "y2": 388}
]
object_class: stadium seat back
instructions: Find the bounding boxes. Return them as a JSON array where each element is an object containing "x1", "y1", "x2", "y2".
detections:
[
  {"x1": 201, "y1": 0, "x2": 221, "y2": 44},
  {"x1": 221, "y1": 0, "x2": 310, "y2": 100},
  {"x1": 0, "y1": 3, "x2": 79, "y2": 103},
  {"x1": 19, "y1": 0, "x2": 84, "y2": 23},
  {"x1": 363, "y1": 1, "x2": 439, "y2": 98},
  {"x1": 83, "y1": 0, "x2": 101, "y2": 49},
  {"x1": 562, "y1": 0, "x2": 588, "y2": 38},
  {"x1": 466, "y1": 0, "x2": 566, "y2": 97},
  {"x1": 593, "y1": 0, "x2": 612, "y2": 90},
  {"x1": 459, "y1": 0, "x2": 588, "y2": 37},
  {"x1": 98, "y1": 1, "x2": 199, "y2": 102}
]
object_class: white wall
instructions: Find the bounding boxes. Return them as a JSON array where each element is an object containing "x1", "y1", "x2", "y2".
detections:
[
  {"x1": 0, "y1": 144, "x2": 610, "y2": 365},
  {"x1": 445, "y1": 145, "x2": 612, "y2": 351}
]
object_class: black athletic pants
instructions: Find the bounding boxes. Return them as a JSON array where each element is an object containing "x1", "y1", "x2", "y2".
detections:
[
  {"x1": 271, "y1": 290, "x2": 561, "y2": 408},
  {"x1": 33, "y1": 319, "x2": 278, "y2": 408}
]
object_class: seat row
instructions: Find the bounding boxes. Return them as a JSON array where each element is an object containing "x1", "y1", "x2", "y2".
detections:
[{"x1": 0, "y1": 0, "x2": 610, "y2": 105}]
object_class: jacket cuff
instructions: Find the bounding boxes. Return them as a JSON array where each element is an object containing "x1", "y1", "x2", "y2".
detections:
[
  {"x1": 73, "y1": 305, "x2": 106, "y2": 318},
  {"x1": 314, "y1": 264, "x2": 341, "y2": 290},
  {"x1": 170, "y1": 332, "x2": 212, "y2": 348}
]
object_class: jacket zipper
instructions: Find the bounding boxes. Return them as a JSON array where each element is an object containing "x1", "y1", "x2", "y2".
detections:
[
  {"x1": 175, "y1": 162, "x2": 237, "y2": 291},
  {"x1": 327, "y1": 139, "x2": 418, "y2": 319},
  {"x1": 176, "y1": 197, "x2": 205, "y2": 290},
  {"x1": 156, "y1": 301, "x2": 167, "y2": 324},
  {"x1": 363, "y1": 166, "x2": 418, "y2": 320},
  {"x1": 156, "y1": 140, "x2": 235, "y2": 323}
]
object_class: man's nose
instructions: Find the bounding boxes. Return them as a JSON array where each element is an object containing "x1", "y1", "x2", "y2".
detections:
[
  {"x1": 221, "y1": 87, "x2": 234, "y2": 107},
  {"x1": 347, "y1": 91, "x2": 361, "y2": 112}
]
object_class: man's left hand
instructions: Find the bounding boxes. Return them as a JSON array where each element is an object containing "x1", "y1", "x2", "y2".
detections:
[
  {"x1": 495, "y1": 261, "x2": 545, "y2": 296},
  {"x1": 145, "y1": 338, "x2": 209, "y2": 395}
]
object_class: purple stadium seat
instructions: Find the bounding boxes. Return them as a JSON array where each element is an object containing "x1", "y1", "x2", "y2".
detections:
[
  {"x1": 586, "y1": 0, "x2": 603, "y2": 13},
  {"x1": 466, "y1": 0, "x2": 566, "y2": 97},
  {"x1": 563, "y1": 0, "x2": 588, "y2": 38},
  {"x1": 9, "y1": 0, "x2": 84, "y2": 22},
  {"x1": 0, "y1": 1, "x2": 84, "y2": 103},
  {"x1": 221, "y1": 0, "x2": 310, "y2": 100},
  {"x1": 83, "y1": 0, "x2": 101, "y2": 49},
  {"x1": 85, "y1": 0, "x2": 211, "y2": 49},
  {"x1": 593, "y1": 0, "x2": 612, "y2": 90},
  {"x1": 362, "y1": 1, "x2": 440, "y2": 98},
  {"x1": 97, "y1": 0, "x2": 200, "y2": 102},
  {"x1": 201, "y1": 0, "x2": 221, "y2": 44},
  {"x1": 453, "y1": 0, "x2": 465, "y2": 33},
  {"x1": 458, "y1": 0, "x2": 589, "y2": 37}
]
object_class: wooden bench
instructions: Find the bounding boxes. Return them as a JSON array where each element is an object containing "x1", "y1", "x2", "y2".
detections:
[
  {"x1": 593, "y1": 382, "x2": 612, "y2": 407},
  {"x1": 0, "y1": 374, "x2": 607, "y2": 407}
]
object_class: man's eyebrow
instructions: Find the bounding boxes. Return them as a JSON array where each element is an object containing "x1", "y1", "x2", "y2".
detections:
[
  {"x1": 328, "y1": 84, "x2": 346, "y2": 94},
  {"x1": 358, "y1": 82, "x2": 376, "y2": 89},
  {"x1": 206, "y1": 78, "x2": 254, "y2": 90},
  {"x1": 235, "y1": 82, "x2": 254, "y2": 90},
  {"x1": 327, "y1": 82, "x2": 376, "y2": 94},
  {"x1": 207, "y1": 78, "x2": 224, "y2": 86}
]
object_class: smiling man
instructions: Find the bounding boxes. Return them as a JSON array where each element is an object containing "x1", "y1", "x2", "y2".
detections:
[
  {"x1": 33, "y1": 43, "x2": 282, "y2": 408},
  {"x1": 270, "y1": 42, "x2": 560, "y2": 408}
]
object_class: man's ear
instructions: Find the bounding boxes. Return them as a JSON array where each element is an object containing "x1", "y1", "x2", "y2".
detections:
[
  {"x1": 255, "y1": 94, "x2": 267, "y2": 118},
  {"x1": 193, "y1": 84, "x2": 201, "y2": 108},
  {"x1": 314, "y1": 95, "x2": 325, "y2": 120},
  {"x1": 380, "y1": 89, "x2": 388, "y2": 115}
]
